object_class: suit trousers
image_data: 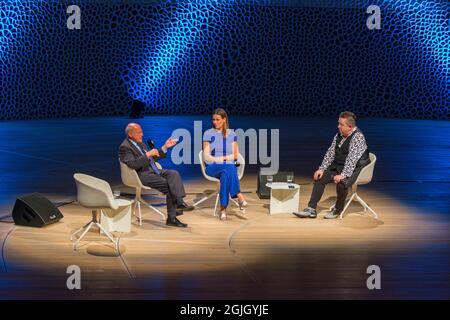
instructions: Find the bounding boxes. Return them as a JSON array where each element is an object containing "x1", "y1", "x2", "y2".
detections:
[
  {"x1": 140, "y1": 169, "x2": 186, "y2": 219},
  {"x1": 307, "y1": 164, "x2": 362, "y2": 212}
]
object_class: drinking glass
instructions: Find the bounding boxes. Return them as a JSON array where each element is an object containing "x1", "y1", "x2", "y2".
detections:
[{"x1": 267, "y1": 175, "x2": 273, "y2": 186}]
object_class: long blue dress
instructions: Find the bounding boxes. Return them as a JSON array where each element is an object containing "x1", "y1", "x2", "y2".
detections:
[{"x1": 203, "y1": 128, "x2": 240, "y2": 208}]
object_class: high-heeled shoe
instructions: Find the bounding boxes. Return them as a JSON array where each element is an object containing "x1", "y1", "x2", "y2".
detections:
[{"x1": 238, "y1": 200, "x2": 247, "y2": 211}]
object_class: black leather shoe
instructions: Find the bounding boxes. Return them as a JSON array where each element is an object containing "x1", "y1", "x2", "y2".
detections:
[
  {"x1": 176, "y1": 210, "x2": 183, "y2": 216},
  {"x1": 166, "y1": 217, "x2": 188, "y2": 228},
  {"x1": 176, "y1": 201, "x2": 194, "y2": 211}
]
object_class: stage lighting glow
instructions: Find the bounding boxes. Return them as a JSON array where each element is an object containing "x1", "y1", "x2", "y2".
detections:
[
  {"x1": 0, "y1": 1, "x2": 18, "y2": 67},
  {"x1": 392, "y1": 0, "x2": 449, "y2": 84},
  {"x1": 336, "y1": 0, "x2": 449, "y2": 82},
  {"x1": 124, "y1": 2, "x2": 214, "y2": 105}
]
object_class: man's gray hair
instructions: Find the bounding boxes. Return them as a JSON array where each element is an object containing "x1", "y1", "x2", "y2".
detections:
[{"x1": 125, "y1": 123, "x2": 137, "y2": 136}]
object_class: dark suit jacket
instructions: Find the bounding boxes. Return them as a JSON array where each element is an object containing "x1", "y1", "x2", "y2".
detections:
[{"x1": 118, "y1": 138, "x2": 167, "y2": 182}]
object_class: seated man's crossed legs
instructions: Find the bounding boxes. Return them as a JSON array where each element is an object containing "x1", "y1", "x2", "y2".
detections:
[{"x1": 142, "y1": 169, "x2": 193, "y2": 227}]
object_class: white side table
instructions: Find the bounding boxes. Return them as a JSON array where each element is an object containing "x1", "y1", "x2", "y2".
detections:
[{"x1": 266, "y1": 182, "x2": 300, "y2": 214}]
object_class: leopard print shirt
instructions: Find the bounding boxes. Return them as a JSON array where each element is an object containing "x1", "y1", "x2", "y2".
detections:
[{"x1": 319, "y1": 129, "x2": 368, "y2": 178}]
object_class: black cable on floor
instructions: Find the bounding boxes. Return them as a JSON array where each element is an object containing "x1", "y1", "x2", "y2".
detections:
[
  {"x1": 116, "y1": 235, "x2": 135, "y2": 280},
  {"x1": 53, "y1": 200, "x2": 75, "y2": 208},
  {"x1": 1, "y1": 226, "x2": 14, "y2": 272}
]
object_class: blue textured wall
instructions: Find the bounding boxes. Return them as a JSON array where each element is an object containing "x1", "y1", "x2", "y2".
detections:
[{"x1": 1, "y1": 0, "x2": 449, "y2": 120}]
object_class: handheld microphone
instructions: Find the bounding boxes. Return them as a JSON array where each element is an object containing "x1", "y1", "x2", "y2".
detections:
[{"x1": 146, "y1": 139, "x2": 155, "y2": 149}]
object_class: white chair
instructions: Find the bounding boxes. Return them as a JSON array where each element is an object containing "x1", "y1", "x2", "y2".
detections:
[
  {"x1": 119, "y1": 160, "x2": 166, "y2": 225},
  {"x1": 71, "y1": 173, "x2": 133, "y2": 251},
  {"x1": 193, "y1": 150, "x2": 245, "y2": 216},
  {"x1": 330, "y1": 153, "x2": 379, "y2": 219}
]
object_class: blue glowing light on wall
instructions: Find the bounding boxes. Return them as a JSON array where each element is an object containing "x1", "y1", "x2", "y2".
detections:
[
  {"x1": 122, "y1": 0, "x2": 449, "y2": 115},
  {"x1": 1, "y1": 2, "x2": 15, "y2": 69},
  {"x1": 335, "y1": 0, "x2": 449, "y2": 82},
  {"x1": 0, "y1": 7, "x2": 12, "y2": 60},
  {"x1": 123, "y1": 3, "x2": 213, "y2": 104},
  {"x1": 389, "y1": 0, "x2": 447, "y2": 117},
  {"x1": 0, "y1": 1, "x2": 449, "y2": 120},
  {"x1": 1, "y1": 1, "x2": 30, "y2": 115},
  {"x1": 394, "y1": 0, "x2": 449, "y2": 84}
]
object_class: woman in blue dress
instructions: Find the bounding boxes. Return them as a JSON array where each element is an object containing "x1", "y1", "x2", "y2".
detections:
[{"x1": 203, "y1": 108, "x2": 247, "y2": 220}]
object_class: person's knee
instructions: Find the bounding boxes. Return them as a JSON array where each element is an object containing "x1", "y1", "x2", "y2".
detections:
[
  {"x1": 219, "y1": 176, "x2": 229, "y2": 187},
  {"x1": 219, "y1": 171, "x2": 230, "y2": 179},
  {"x1": 315, "y1": 178, "x2": 326, "y2": 186},
  {"x1": 155, "y1": 180, "x2": 169, "y2": 194},
  {"x1": 167, "y1": 169, "x2": 180, "y2": 177}
]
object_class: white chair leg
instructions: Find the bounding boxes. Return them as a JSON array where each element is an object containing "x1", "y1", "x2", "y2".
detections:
[
  {"x1": 132, "y1": 200, "x2": 136, "y2": 218},
  {"x1": 230, "y1": 198, "x2": 239, "y2": 207},
  {"x1": 149, "y1": 204, "x2": 166, "y2": 221},
  {"x1": 131, "y1": 200, "x2": 139, "y2": 223},
  {"x1": 72, "y1": 221, "x2": 95, "y2": 250},
  {"x1": 134, "y1": 188, "x2": 144, "y2": 225},
  {"x1": 137, "y1": 201, "x2": 142, "y2": 225},
  {"x1": 359, "y1": 191, "x2": 367, "y2": 212},
  {"x1": 193, "y1": 194, "x2": 213, "y2": 206},
  {"x1": 72, "y1": 210, "x2": 119, "y2": 251},
  {"x1": 96, "y1": 222, "x2": 118, "y2": 250},
  {"x1": 355, "y1": 194, "x2": 379, "y2": 219},
  {"x1": 139, "y1": 198, "x2": 166, "y2": 221},
  {"x1": 193, "y1": 196, "x2": 208, "y2": 206},
  {"x1": 193, "y1": 190, "x2": 219, "y2": 207},
  {"x1": 72, "y1": 210, "x2": 99, "y2": 249},
  {"x1": 339, "y1": 193, "x2": 357, "y2": 219},
  {"x1": 70, "y1": 220, "x2": 93, "y2": 240},
  {"x1": 213, "y1": 193, "x2": 220, "y2": 216}
]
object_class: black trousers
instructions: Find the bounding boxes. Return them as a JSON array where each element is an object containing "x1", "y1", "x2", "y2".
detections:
[
  {"x1": 307, "y1": 164, "x2": 361, "y2": 212},
  {"x1": 140, "y1": 169, "x2": 186, "y2": 219}
]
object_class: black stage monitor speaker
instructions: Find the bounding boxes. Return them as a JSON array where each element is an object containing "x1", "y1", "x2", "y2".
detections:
[
  {"x1": 12, "y1": 193, "x2": 64, "y2": 227},
  {"x1": 257, "y1": 170, "x2": 295, "y2": 199}
]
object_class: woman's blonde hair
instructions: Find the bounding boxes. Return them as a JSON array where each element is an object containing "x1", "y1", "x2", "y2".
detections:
[{"x1": 212, "y1": 108, "x2": 229, "y2": 137}]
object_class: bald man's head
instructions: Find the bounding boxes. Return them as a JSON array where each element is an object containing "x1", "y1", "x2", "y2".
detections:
[{"x1": 125, "y1": 123, "x2": 143, "y2": 143}]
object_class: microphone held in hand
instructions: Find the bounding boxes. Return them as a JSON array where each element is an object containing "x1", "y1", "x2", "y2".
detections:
[{"x1": 146, "y1": 139, "x2": 155, "y2": 150}]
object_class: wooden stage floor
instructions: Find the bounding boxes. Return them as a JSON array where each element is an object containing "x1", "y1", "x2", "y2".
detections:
[{"x1": 0, "y1": 116, "x2": 449, "y2": 299}]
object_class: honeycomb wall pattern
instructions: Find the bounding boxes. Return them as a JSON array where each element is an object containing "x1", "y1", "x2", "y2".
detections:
[{"x1": 1, "y1": 0, "x2": 449, "y2": 120}]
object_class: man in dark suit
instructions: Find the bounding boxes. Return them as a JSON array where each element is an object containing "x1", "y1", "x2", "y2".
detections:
[{"x1": 119, "y1": 123, "x2": 193, "y2": 228}]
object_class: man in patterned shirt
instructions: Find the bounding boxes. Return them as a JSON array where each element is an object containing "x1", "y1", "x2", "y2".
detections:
[{"x1": 293, "y1": 111, "x2": 371, "y2": 219}]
